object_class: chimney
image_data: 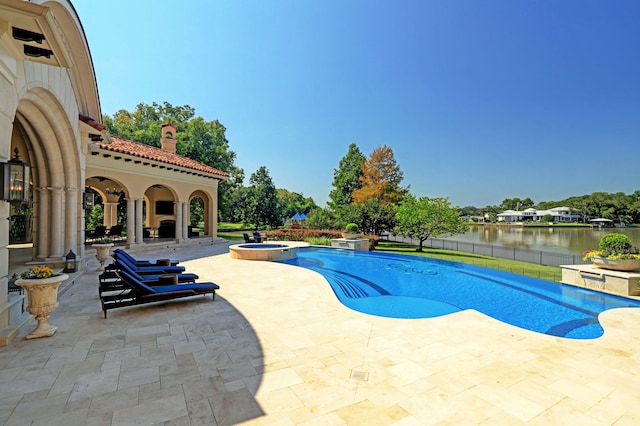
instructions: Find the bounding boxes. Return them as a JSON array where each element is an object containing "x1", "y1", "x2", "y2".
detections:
[{"x1": 160, "y1": 123, "x2": 177, "y2": 153}]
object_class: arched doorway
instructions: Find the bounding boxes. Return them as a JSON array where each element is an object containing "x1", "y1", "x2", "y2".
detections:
[{"x1": 12, "y1": 89, "x2": 83, "y2": 262}]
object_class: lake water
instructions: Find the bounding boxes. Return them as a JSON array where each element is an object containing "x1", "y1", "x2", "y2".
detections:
[{"x1": 443, "y1": 226, "x2": 640, "y2": 256}]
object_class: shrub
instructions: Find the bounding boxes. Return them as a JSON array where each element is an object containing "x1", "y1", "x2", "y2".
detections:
[
  {"x1": 306, "y1": 237, "x2": 333, "y2": 246},
  {"x1": 599, "y1": 233, "x2": 632, "y2": 251},
  {"x1": 345, "y1": 223, "x2": 359, "y2": 232}
]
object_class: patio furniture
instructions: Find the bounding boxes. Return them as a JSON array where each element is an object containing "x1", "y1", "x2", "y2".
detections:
[
  {"x1": 111, "y1": 253, "x2": 186, "y2": 274},
  {"x1": 113, "y1": 249, "x2": 179, "y2": 266},
  {"x1": 92, "y1": 226, "x2": 107, "y2": 241},
  {"x1": 113, "y1": 259, "x2": 199, "y2": 284},
  {"x1": 243, "y1": 233, "x2": 255, "y2": 243},
  {"x1": 100, "y1": 270, "x2": 219, "y2": 318},
  {"x1": 106, "y1": 224, "x2": 123, "y2": 241},
  {"x1": 253, "y1": 231, "x2": 263, "y2": 243}
]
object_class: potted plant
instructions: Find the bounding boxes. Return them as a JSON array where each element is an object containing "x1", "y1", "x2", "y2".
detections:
[
  {"x1": 16, "y1": 266, "x2": 68, "y2": 339},
  {"x1": 93, "y1": 238, "x2": 114, "y2": 271},
  {"x1": 342, "y1": 223, "x2": 361, "y2": 239},
  {"x1": 583, "y1": 233, "x2": 640, "y2": 271}
]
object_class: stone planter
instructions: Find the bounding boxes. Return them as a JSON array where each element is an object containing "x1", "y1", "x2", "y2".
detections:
[
  {"x1": 590, "y1": 257, "x2": 640, "y2": 272},
  {"x1": 16, "y1": 273, "x2": 68, "y2": 339},
  {"x1": 93, "y1": 243, "x2": 114, "y2": 271},
  {"x1": 341, "y1": 232, "x2": 361, "y2": 240}
]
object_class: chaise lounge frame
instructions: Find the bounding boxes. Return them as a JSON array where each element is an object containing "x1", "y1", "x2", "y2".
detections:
[{"x1": 100, "y1": 270, "x2": 219, "y2": 318}]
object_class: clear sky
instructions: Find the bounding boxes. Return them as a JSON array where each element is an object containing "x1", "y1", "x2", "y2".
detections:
[{"x1": 73, "y1": 0, "x2": 640, "y2": 208}]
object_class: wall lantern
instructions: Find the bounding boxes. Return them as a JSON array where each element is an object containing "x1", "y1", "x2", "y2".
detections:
[
  {"x1": 63, "y1": 250, "x2": 77, "y2": 273},
  {"x1": 1, "y1": 148, "x2": 31, "y2": 205},
  {"x1": 83, "y1": 187, "x2": 95, "y2": 210}
]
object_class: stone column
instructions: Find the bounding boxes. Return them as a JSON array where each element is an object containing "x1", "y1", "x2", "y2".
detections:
[
  {"x1": 135, "y1": 198, "x2": 144, "y2": 244},
  {"x1": 126, "y1": 198, "x2": 135, "y2": 245},
  {"x1": 182, "y1": 202, "x2": 189, "y2": 240},
  {"x1": 103, "y1": 202, "x2": 118, "y2": 227},
  {"x1": 49, "y1": 187, "x2": 64, "y2": 259},
  {"x1": 36, "y1": 187, "x2": 50, "y2": 259},
  {"x1": 175, "y1": 201, "x2": 183, "y2": 240},
  {"x1": 64, "y1": 187, "x2": 77, "y2": 254}
]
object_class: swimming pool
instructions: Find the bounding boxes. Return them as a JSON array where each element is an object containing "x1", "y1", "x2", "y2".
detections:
[{"x1": 279, "y1": 247, "x2": 640, "y2": 339}]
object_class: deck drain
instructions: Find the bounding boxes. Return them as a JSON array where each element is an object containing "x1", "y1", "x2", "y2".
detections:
[{"x1": 350, "y1": 370, "x2": 369, "y2": 381}]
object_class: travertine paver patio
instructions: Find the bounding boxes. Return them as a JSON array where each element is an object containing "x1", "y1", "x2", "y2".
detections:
[{"x1": 2, "y1": 241, "x2": 640, "y2": 425}]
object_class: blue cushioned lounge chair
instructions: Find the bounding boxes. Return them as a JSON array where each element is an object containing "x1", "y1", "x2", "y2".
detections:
[
  {"x1": 112, "y1": 253, "x2": 186, "y2": 274},
  {"x1": 113, "y1": 248, "x2": 180, "y2": 266},
  {"x1": 114, "y1": 259, "x2": 199, "y2": 283},
  {"x1": 100, "y1": 270, "x2": 219, "y2": 318}
]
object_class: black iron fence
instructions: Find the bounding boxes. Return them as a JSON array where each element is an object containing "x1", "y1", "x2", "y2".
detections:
[{"x1": 385, "y1": 235, "x2": 589, "y2": 268}]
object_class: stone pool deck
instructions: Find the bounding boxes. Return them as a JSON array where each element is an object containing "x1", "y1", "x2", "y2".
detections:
[{"x1": 2, "y1": 241, "x2": 640, "y2": 425}]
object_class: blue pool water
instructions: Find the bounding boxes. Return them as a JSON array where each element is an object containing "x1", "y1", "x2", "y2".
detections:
[{"x1": 279, "y1": 247, "x2": 640, "y2": 339}]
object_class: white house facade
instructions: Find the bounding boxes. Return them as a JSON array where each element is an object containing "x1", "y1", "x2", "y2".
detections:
[{"x1": 497, "y1": 207, "x2": 580, "y2": 223}]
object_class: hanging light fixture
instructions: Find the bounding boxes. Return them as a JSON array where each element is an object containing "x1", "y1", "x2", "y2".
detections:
[
  {"x1": 104, "y1": 185, "x2": 122, "y2": 196},
  {"x1": 83, "y1": 187, "x2": 95, "y2": 210},
  {"x1": 1, "y1": 148, "x2": 31, "y2": 205}
]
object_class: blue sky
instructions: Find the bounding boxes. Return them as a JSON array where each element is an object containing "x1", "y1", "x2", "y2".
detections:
[{"x1": 74, "y1": 0, "x2": 640, "y2": 208}]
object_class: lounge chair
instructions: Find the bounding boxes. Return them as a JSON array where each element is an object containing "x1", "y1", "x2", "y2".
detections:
[
  {"x1": 243, "y1": 233, "x2": 255, "y2": 243},
  {"x1": 113, "y1": 248, "x2": 180, "y2": 266},
  {"x1": 112, "y1": 254, "x2": 186, "y2": 274},
  {"x1": 253, "y1": 231, "x2": 263, "y2": 243},
  {"x1": 100, "y1": 270, "x2": 219, "y2": 318},
  {"x1": 114, "y1": 259, "x2": 199, "y2": 283}
]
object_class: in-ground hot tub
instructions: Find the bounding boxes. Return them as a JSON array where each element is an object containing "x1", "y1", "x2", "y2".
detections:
[{"x1": 229, "y1": 243, "x2": 298, "y2": 261}]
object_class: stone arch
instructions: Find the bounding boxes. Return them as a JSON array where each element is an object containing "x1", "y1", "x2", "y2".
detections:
[
  {"x1": 145, "y1": 184, "x2": 179, "y2": 239},
  {"x1": 85, "y1": 176, "x2": 129, "y2": 231},
  {"x1": 189, "y1": 189, "x2": 213, "y2": 237},
  {"x1": 14, "y1": 87, "x2": 83, "y2": 261}
]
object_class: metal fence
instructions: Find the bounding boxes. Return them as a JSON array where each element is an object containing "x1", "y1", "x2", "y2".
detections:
[{"x1": 384, "y1": 235, "x2": 589, "y2": 268}]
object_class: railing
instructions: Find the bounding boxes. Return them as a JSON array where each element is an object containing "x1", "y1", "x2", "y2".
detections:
[{"x1": 385, "y1": 235, "x2": 589, "y2": 268}]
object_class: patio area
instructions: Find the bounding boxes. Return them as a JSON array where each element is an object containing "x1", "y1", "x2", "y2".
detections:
[{"x1": 2, "y1": 241, "x2": 640, "y2": 425}]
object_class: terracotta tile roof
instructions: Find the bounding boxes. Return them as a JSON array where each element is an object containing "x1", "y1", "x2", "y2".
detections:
[
  {"x1": 79, "y1": 114, "x2": 107, "y2": 131},
  {"x1": 98, "y1": 137, "x2": 228, "y2": 178}
]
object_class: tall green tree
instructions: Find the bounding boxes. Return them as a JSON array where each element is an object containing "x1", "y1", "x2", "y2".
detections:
[
  {"x1": 246, "y1": 166, "x2": 281, "y2": 228},
  {"x1": 277, "y1": 189, "x2": 317, "y2": 222},
  {"x1": 305, "y1": 207, "x2": 335, "y2": 230},
  {"x1": 394, "y1": 195, "x2": 468, "y2": 252},
  {"x1": 500, "y1": 197, "x2": 534, "y2": 211},
  {"x1": 359, "y1": 200, "x2": 396, "y2": 236},
  {"x1": 352, "y1": 145, "x2": 408, "y2": 206},
  {"x1": 328, "y1": 143, "x2": 366, "y2": 210},
  {"x1": 102, "y1": 101, "x2": 243, "y2": 219}
]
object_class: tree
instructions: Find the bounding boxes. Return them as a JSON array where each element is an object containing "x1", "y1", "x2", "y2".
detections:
[
  {"x1": 245, "y1": 166, "x2": 281, "y2": 228},
  {"x1": 500, "y1": 197, "x2": 534, "y2": 211},
  {"x1": 352, "y1": 145, "x2": 408, "y2": 206},
  {"x1": 328, "y1": 143, "x2": 366, "y2": 210},
  {"x1": 305, "y1": 207, "x2": 335, "y2": 230},
  {"x1": 394, "y1": 195, "x2": 468, "y2": 252},
  {"x1": 277, "y1": 189, "x2": 317, "y2": 222},
  {"x1": 190, "y1": 197, "x2": 204, "y2": 227},
  {"x1": 359, "y1": 200, "x2": 396, "y2": 236},
  {"x1": 103, "y1": 101, "x2": 243, "y2": 220}
]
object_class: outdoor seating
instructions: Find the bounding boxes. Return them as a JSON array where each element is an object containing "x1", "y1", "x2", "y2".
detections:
[
  {"x1": 100, "y1": 270, "x2": 219, "y2": 318},
  {"x1": 106, "y1": 224, "x2": 123, "y2": 241},
  {"x1": 112, "y1": 252, "x2": 186, "y2": 274},
  {"x1": 113, "y1": 258, "x2": 199, "y2": 284},
  {"x1": 113, "y1": 248, "x2": 179, "y2": 266},
  {"x1": 243, "y1": 233, "x2": 255, "y2": 243},
  {"x1": 253, "y1": 231, "x2": 264, "y2": 243},
  {"x1": 92, "y1": 225, "x2": 107, "y2": 241}
]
